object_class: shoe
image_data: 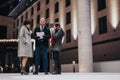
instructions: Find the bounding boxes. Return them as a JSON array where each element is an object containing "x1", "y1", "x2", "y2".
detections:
[
  {"x1": 33, "y1": 71, "x2": 38, "y2": 75},
  {"x1": 21, "y1": 71, "x2": 28, "y2": 75},
  {"x1": 21, "y1": 67, "x2": 28, "y2": 75},
  {"x1": 52, "y1": 68, "x2": 61, "y2": 75},
  {"x1": 52, "y1": 72, "x2": 58, "y2": 74},
  {"x1": 45, "y1": 72, "x2": 48, "y2": 75},
  {"x1": 58, "y1": 72, "x2": 61, "y2": 74}
]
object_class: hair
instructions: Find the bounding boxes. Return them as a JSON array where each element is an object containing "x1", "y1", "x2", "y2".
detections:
[
  {"x1": 23, "y1": 20, "x2": 32, "y2": 25},
  {"x1": 54, "y1": 22, "x2": 60, "y2": 27}
]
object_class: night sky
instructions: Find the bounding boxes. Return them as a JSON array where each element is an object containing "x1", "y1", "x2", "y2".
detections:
[{"x1": 0, "y1": 0, "x2": 20, "y2": 16}]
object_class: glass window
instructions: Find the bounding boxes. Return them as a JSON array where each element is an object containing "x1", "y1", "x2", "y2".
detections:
[
  {"x1": 66, "y1": 12, "x2": 71, "y2": 24},
  {"x1": 31, "y1": 19, "x2": 33, "y2": 30},
  {"x1": 98, "y1": 16, "x2": 107, "y2": 34},
  {"x1": 98, "y1": 0, "x2": 106, "y2": 11},
  {"x1": 37, "y1": 15, "x2": 40, "y2": 24},
  {"x1": 17, "y1": 19, "x2": 19, "y2": 26},
  {"x1": 66, "y1": 29, "x2": 71, "y2": 43},
  {"x1": 55, "y1": 18, "x2": 59, "y2": 22},
  {"x1": 46, "y1": 8, "x2": 49, "y2": 19},
  {"x1": 26, "y1": 12, "x2": 28, "y2": 19},
  {"x1": 55, "y1": 2, "x2": 59, "y2": 13},
  {"x1": 31, "y1": 7, "x2": 34, "y2": 15},
  {"x1": 37, "y1": 2, "x2": 40, "y2": 11},
  {"x1": 0, "y1": 26, "x2": 7, "y2": 39},
  {"x1": 46, "y1": 0, "x2": 49, "y2": 4},
  {"x1": 66, "y1": 0, "x2": 71, "y2": 7},
  {"x1": 21, "y1": 15, "x2": 23, "y2": 23}
]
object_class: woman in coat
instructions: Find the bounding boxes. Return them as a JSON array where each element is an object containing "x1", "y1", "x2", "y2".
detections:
[{"x1": 18, "y1": 20, "x2": 33, "y2": 75}]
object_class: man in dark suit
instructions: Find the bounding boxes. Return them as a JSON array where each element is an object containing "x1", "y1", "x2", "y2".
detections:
[{"x1": 33, "y1": 18, "x2": 51, "y2": 75}]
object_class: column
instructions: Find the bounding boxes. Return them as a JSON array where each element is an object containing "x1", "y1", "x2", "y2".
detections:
[{"x1": 77, "y1": 0, "x2": 93, "y2": 72}]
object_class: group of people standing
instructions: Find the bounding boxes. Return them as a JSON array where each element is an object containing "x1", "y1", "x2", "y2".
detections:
[{"x1": 18, "y1": 18, "x2": 64, "y2": 75}]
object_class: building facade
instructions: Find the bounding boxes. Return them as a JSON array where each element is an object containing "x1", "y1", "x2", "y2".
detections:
[
  {"x1": 0, "y1": 16, "x2": 18, "y2": 73},
  {"x1": 0, "y1": 16, "x2": 14, "y2": 39},
  {"x1": 8, "y1": 0, "x2": 120, "y2": 72}
]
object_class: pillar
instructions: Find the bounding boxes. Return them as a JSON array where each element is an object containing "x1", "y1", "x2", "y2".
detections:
[{"x1": 77, "y1": 0, "x2": 93, "y2": 72}]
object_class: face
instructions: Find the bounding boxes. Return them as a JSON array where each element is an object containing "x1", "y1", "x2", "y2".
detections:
[
  {"x1": 26, "y1": 24, "x2": 31, "y2": 29},
  {"x1": 40, "y1": 18, "x2": 46, "y2": 26},
  {"x1": 54, "y1": 26, "x2": 60, "y2": 30}
]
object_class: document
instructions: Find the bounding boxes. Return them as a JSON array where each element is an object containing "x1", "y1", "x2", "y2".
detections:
[{"x1": 36, "y1": 32, "x2": 45, "y2": 39}]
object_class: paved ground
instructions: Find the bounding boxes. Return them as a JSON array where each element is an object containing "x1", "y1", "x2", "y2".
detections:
[{"x1": 0, "y1": 73, "x2": 120, "y2": 80}]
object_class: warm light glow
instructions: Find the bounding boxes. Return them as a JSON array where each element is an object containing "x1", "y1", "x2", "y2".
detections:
[
  {"x1": 60, "y1": 18, "x2": 65, "y2": 43},
  {"x1": 0, "y1": 39, "x2": 35, "y2": 51},
  {"x1": 72, "y1": 0, "x2": 78, "y2": 40},
  {"x1": 91, "y1": 1, "x2": 96, "y2": 35},
  {"x1": 109, "y1": 0, "x2": 119, "y2": 29},
  {"x1": 73, "y1": 16, "x2": 78, "y2": 40},
  {"x1": 59, "y1": 0, "x2": 65, "y2": 43},
  {"x1": 0, "y1": 39, "x2": 18, "y2": 42}
]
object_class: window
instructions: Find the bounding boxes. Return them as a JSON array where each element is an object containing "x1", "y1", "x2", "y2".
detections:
[
  {"x1": 98, "y1": 16, "x2": 107, "y2": 34},
  {"x1": 55, "y1": 18, "x2": 59, "y2": 22},
  {"x1": 37, "y1": 2, "x2": 40, "y2": 11},
  {"x1": 13, "y1": 31, "x2": 15, "y2": 38},
  {"x1": 98, "y1": 0, "x2": 106, "y2": 11},
  {"x1": 46, "y1": 8, "x2": 49, "y2": 19},
  {"x1": 26, "y1": 12, "x2": 28, "y2": 19},
  {"x1": 31, "y1": 7, "x2": 34, "y2": 15},
  {"x1": 66, "y1": 0, "x2": 71, "y2": 7},
  {"x1": 66, "y1": 29, "x2": 71, "y2": 43},
  {"x1": 66, "y1": 12, "x2": 71, "y2": 24},
  {"x1": 13, "y1": 22, "x2": 15, "y2": 28},
  {"x1": 31, "y1": 19, "x2": 33, "y2": 30},
  {"x1": 37, "y1": 15, "x2": 40, "y2": 24},
  {"x1": 17, "y1": 19, "x2": 19, "y2": 26},
  {"x1": 0, "y1": 26, "x2": 7, "y2": 39},
  {"x1": 16, "y1": 29, "x2": 18, "y2": 36},
  {"x1": 46, "y1": 0, "x2": 49, "y2": 4},
  {"x1": 21, "y1": 15, "x2": 23, "y2": 23},
  {"x1": 55, "y1": 2, "x2": 59, "y2": 13}
]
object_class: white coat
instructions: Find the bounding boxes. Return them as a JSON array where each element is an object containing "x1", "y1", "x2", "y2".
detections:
[{"x1": 18, "y1": 26, "x2": 33, "y2": 57}]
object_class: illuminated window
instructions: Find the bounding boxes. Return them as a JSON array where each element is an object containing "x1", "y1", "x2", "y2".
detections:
[
  {"x1": 55, "y1": 2, "x2": 59, "y2": 13},
  {"x1": 98, "y1": 0, "x2": 106, "y2": 11},
  {"x1": 66, "y1": 29, "x2": 71, "y2": 43},
  {"x1": 98, "y1": 16, "x2": 107, "y2": 34},
  {"x1": 66, "y1": 12, "x2": 71, "y2": 24}
]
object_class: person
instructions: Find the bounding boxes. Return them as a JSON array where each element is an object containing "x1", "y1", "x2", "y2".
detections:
[
  {"x1": 50, "y1": 22, "x2": 64, "y2": 74},
  {"x1": 33, "y1": 18, "x2": 51, "y2": 75},
  {"x1": 18, "y1": 20, "x2": 33, "y2": 75}
]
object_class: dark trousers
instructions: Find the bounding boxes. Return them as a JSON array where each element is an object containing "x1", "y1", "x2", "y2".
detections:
[
  {"x1": 53, "y1": 51, "x2": 61, "y2": 73},
  {"x1": 35, "y1": 45, "x2": 48, "y2": 73}
]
